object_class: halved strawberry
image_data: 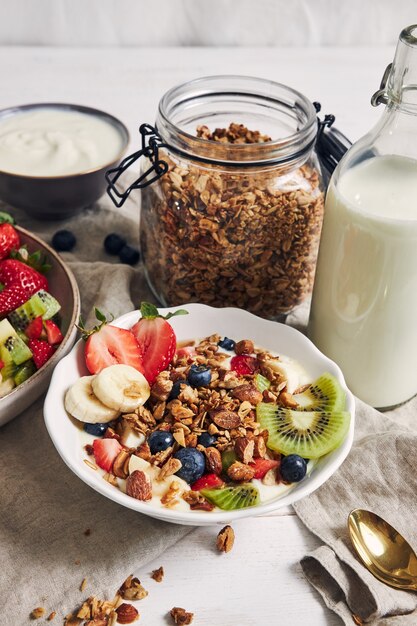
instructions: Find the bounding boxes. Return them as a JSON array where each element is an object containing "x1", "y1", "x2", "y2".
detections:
[
  {"x1": 191, "y1": 473, "x2": 225, "y2": 491},
  {"x1": 79, "y1": 309, "x2": 145, "y2": 375},
  {"x1": 130, "y1": 302, "x2": 188, "y2": 384},
  {"x1": 44, "y1": 319, "x2": 63, "y2": 345},
  {"x1": 230, "y1": 355, "x2": 259, "y2": 376},
  {"x1": 92, "y1": 438, "x2": 123, "y2": 473},
  {"x1": 249, "y1": 458, "x2": 280, "y2": 479},
  {"x1": 25, "y1": 316, "x2": 44, "y2": 340},
  {"x1": 28, "y1": 339, "x2": 55, "y2": 369},
  {"x1": 0, "y1": 223, "x2": 20, "y2": 260}
]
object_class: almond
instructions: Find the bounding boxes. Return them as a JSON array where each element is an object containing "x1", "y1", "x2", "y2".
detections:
[
  {"x1": 216, "y1": 525, "x2": 235, "y2": 553},
  {"x1": 204, "y1": 446, "x2": 222, "y2": 474},
  {"x1": 116, "y1": 603, "x2": 139, "y2": 624},
  {"x1": 126, "y1": 470, "x2": 152, "y2": 501},
  {"x1": 234, "y1": 437, "x2": 254, "y2": 464},
  {"x1": 232, "y1": 384, "x2": 262, "y2": 405},
  {"x1": 210, "y1": 409, "x2": 240, "y2": 429},
  {"x1": 227, "y1": 461, "x2": 255, "y2": 481}
]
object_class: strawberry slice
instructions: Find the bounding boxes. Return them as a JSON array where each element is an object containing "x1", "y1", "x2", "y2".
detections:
[
  {"x1": 0, "y1": 259, "x2": 48, "y2": 317},
  {"x1": 25, "y1": 316, "x2": 44, "y2": 340},
  {"x1": 0, "y1": 258, "x2": 48, "y2": 295},
  {"x1": 44, "y1": 319, "x2": 64, "y2": 345},
  {"x1": 79, "y1": 308, "x2": 145, "y2": 375},
  {"x1": 191, "y1": 473, "x2": 225, "y2": 491},
  {"x1": 0, "y1": 223, "x2": 20, "y2": 260},
  {"x1": 230, "y1": 355, "x2": 259, "y2": 376},
  {"x1": 28, "y1": 338, "x2": 55, "y2": 369},
  {"x1": 92, "y1": 438, "x2": 123, "y2": 473},
  {"x1": 249, "y1": 458, "x2": 280, "y2": 479},
  {"x1": 130, "y1": 302, "x2": 188, "y2": 384}
]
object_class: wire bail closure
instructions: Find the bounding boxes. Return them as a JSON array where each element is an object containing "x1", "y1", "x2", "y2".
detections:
[
  {"x1": 371, "y1": 63, "x2": 392, "y2": 107},
  {"x1": 105, "y1": 124, "x2": 168, "y2": 207}
]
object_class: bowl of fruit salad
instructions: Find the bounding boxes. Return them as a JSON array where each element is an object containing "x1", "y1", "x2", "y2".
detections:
[
  {"x1": 44, "y1": 302, "x2": 354, "y2": 525},
  {"x1": 0, "y1": 216, "x2": 80, "y2": 426}
]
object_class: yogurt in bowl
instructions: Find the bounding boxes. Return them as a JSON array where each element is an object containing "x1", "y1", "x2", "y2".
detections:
[
  {"x1": 0, "y1": 108, "x2": 126, "y2": 177},
  {"x1": 0, "y1": 103, "x2": 129, "y2": 219},
  {"x1": 44, "y1": 304, "x2": 355, "y2": 526}
]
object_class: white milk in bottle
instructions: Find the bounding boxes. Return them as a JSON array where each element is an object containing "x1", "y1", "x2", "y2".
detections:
[
  {"x1": 309, "y1": 156, "x2": 417, "y2": 407},
  {"x1": 309, "y1": 24, "x2": 417, "y2": 408}
]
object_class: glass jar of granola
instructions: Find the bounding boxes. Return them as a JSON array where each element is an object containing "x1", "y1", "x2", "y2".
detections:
[{"x1": 109, "y1": 76, "x2": 326, "y2": 318}]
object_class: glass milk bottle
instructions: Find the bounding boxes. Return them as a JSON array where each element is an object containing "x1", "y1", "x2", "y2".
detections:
[{"x1": 309, "y1": 24, "x2": 417, "y2": 409}]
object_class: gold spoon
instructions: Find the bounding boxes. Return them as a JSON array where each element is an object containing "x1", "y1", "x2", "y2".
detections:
[{"x1": 348, "y1": 509, "x2": 417, "y2": 591}]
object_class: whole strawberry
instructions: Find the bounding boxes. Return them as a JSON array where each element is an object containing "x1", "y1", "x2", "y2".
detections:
[
  {"x1": 0, "y1": 259, "x2": 49, "y2": 316},
  {"x1": 0, "y1": 224, "x2": 20, "y2": 260}
]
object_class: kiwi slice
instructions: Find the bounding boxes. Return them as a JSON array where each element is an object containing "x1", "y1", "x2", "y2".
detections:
[
  {"x1": 257, "y1": 403, "x2": 350, "y2": 459},
  {"x1": 255, "y1": 373, "x2": 271, "y2": 392},
  {"x1": 0, "y1": 319, "x2": 17, "y2": 344},
  {"x1": 1, "y1": 334, "x2": 33, "y2": 365},
  {"x1": 14, "y1": 360, "x2": 36, "y2": 386},
  {"x1": 201, "y1": 484, "x2": 260, "y2": 510},
  {"x1": 8, "y1": 295, "x2": 47, "y2": 331},
  {"x1": 34, "y1": 290, "x2": 61, "y2": 320},
  {"x1": 293, "y1": 373, "x2": 346, "y2": 412}
]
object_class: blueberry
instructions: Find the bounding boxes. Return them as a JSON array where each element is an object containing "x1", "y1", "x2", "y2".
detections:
[
  {"x1": 280, "y1": 454, "x2": 307, "y2": 483},
  {"x1": 52, "y1": 230, "x2": 76, "y2": 252},
  {"x1": 148, "y1": 430, "x2": 174, "y2": 454},
  {"x1": 197, "y1": 432, "x2": 217, "y2": 448},
  {"x1": 174, "y1": 448, "x2": 206, "y2": 483},
  {"x1": 187, "y1": 364, "x2": 212, "y2": 388},
  {"x1": 83, "y1": 422, "x2": 108, "y2": 437},
  {"x1": 119, "y1": 244, "x2": 140, "y2": 265},
  {"x1": 169, "y1": 380, "x2": 189, "y2": 400},
  {"x1": 104, "y1": 233, "x2": 126, "y2": 255},
  {"x1": 217, "y1": 337, "x2": 236, "y2": 351}
]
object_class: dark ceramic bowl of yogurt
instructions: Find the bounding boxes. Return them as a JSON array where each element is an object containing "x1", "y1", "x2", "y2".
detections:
[{"x1": 0, "y1": 103, "x2": 129, "y2": 220}]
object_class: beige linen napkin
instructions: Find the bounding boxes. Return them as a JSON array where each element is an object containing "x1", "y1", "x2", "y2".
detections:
[
  {"x1": 0, "y1": 201, "x2": 191, "y2": 624},
  {"x1": 289, "y1": 305, "x2": 417, "y2": 625}
]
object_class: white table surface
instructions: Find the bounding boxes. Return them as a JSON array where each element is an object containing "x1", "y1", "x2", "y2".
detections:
[{"x1": 1, "y1": 44, "x2": 396, "y2": 625}]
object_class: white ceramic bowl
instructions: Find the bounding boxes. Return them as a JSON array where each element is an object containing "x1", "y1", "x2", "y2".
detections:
[
  {"x1": 0, "y1": 226, "x2": 80, "y2": 427},
  {"x1": 44, "y1": 304, "x2": 355, "y2": 526}
]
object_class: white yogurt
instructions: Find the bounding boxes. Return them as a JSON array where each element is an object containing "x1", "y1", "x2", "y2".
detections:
[
  {"x1": 0, "y1": 108, "x2": 125, "y2": 176},
  {"x1": 309, "y1": 155, "x2": 417, "y2": 407}
]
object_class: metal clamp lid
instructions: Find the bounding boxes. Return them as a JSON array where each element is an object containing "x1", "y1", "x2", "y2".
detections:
[
  {"x1": 371, "y1": 63, "x2": 392, "y2": 107},
  {"x1": 106, "y1": 107, "x2": 351, "y2": 207},
  {"x1": 105, "y1": 124, "x2": 168, "y2": 208}
]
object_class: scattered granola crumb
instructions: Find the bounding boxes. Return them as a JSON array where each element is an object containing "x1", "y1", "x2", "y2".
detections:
[
  {"x1": 46, "y1": 612, "x2": 56, "y2": 622},
  {"x1": 170, "y1": 606, "x2": 194, "y2": 625},
  {"x1": 118, "y1": 575, "x2": 148, "y2": 601},
  {"x1": 30, "y1": 607, "x2": 45, "y2": 620},
  {"x1": 216, "y1": 525, "x2": 235, "y2": 553},
  {"x1": 115, "y1": 603, "x2": 139, "y2": 624},
  {"x1": 80, "y1": 577, "x2": 87, "y2": 592},
  {"x1": 74, "y1": 559, "x2": 81, "y2": 565},
  {"x1": 84, "y1": 528, "x2": 91, "y2": 536},
  {"x1": 151, "y1": 566, "x2": 164, "y2": 582}
]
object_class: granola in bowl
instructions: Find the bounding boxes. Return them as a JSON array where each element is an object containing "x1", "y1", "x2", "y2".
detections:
[{"x1": 45, "y1": 303, "x2": 355, "y2": 524}]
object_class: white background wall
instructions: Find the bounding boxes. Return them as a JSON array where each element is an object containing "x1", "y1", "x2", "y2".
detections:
[{"x1": 0, "y1": 0, "x2": 415, "y2": 47}]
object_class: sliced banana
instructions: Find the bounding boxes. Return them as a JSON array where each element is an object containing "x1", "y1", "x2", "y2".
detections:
[
  {"x1": 92, "y1": 364, "x2": 150, "y2": 412},
  {"x1": 65, "y1": 375, "x2": 119, "y2": 423},
  {"x1": 266, "y1": 358, "x2": 300, "y2": 394}
]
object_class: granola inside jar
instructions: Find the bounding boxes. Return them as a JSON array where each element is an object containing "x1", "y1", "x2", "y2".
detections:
[{"x1": 138, "y1": 77, "x2": 325, "y2": 317}]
